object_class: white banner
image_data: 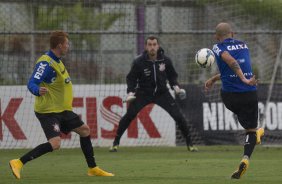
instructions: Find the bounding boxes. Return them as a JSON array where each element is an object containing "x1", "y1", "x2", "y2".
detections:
[{"x1": 0, "y1": 85, "x2": 176, "y2": 148}]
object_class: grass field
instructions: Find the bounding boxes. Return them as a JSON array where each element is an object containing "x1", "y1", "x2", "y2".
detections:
[{"x1": 1, "y1": 146, "x2": 282, "y2": 184}]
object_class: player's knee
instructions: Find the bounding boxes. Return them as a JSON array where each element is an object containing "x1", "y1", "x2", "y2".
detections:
[
  {"x1": 49, "y1": 137, "x2": 61, "y2": 150},
  {"x1": 82, "y1": 124, "x2": 90, "y2": 136},
  {"x1": 76, "y1": 124, "x2": 90, "y2": 137}
]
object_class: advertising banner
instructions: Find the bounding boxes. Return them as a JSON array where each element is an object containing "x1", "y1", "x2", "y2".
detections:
[
  {"x1": 179, "y1": 84, "x2": 282, "y2": 145},
  {"x1": 0, "y1": 85, "x2": 175, "y2": 148},
  {"x1": 1, "y1": 84, "x2": 281, "y2": 148}
]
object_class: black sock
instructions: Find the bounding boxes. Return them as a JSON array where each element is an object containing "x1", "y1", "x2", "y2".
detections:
[
  {"x1": 243, "y1": 132, "x2": 256, "y2": 158},
  {"x1": 80, "y1": 136, "x2": 96, "y2": 168},
  {"x1": 20, "y1": 142, "x2": 53, "y2": 165},
  {"x1": 177, "y1": 120, "x2": 193, "y2": 146},
  {"x1": 113, "y1": 116, "x2": 132, "y2": 146},
  {"x1": 186, "y1": 135, "x2": 193, "y2": 147}
]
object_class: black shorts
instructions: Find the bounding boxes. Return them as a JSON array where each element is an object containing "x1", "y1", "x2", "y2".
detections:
[
  {"x1": 221, "y1": 90, "x2": 258, "y2": 129},
  {"x1": 35, "y1": 110, "x2": 84, "y2": 140}
]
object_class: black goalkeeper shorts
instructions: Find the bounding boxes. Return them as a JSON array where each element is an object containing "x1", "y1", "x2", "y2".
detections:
[
  {"x1": 221, "y1": 90, "x2": 258, "y2": 129},
  {"x1": 35, "y1": 110, "x2": 84, "y2": 140}
]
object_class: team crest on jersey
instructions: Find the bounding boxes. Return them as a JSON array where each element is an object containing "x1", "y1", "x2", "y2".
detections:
[
  {"x1": 159, "y1": 63, "x2": 166, "y2": 71},
  {"x1": 53, "y1": 123, "x2": 60, "y2": 132}
]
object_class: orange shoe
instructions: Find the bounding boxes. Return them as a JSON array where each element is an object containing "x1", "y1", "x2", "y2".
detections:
[
  {"x1": 9, "y1": 159, "x2": 23, "y2": 179},
  {"x1": 87, "y1": 166, "x2": 114, "y2": 176},
  {"x1": 231, "y1": 159, "x2": 249, "y2": 179},
  {"x1": 256, "y1": 128, "x2": 264, "y2": 144}
]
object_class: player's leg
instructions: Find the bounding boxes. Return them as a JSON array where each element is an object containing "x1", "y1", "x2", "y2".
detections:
[
  {"x1": 231, "y1": 107, "x2": 263, "y2": 179},
  {"x1": 222, "y1": 91, "x2": 263, "y2": 179},
  {"x1": 239, "y1": 97, "x2": 260, "y2": 160},
  {"x1": 65, "y1": 111, "x2": 113, "y2": 176},
  {"x1": 73, "y1": 124, "x2": 114, "y2": 176},
  {"x1": 9, "y1": 138, "x2": 55, "y2": 180},
  {"x1": 231, "y1": 127, "x2": 256, "y2": 180},
  {"x1": 221, "y1": 91, "x2": 250, "y2": 179},
  {"x1": 155, "y1": 92, "x2": 197, "y2": 152},
  {"x1": 10, "y1": 112, "x2": 60, "y2": 179},
  {"x1": 110, "y1": 96, "x2": 150, "y2": 152}
]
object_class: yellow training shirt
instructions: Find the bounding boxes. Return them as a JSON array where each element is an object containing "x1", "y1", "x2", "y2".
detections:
[{"x1": 34, "y1": 53, "x2": 73, "y2": 113}]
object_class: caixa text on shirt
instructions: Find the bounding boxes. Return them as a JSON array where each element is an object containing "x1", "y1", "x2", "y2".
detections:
[{"x1": 227, "y1": 44, "x2": 248, "y2": 51}]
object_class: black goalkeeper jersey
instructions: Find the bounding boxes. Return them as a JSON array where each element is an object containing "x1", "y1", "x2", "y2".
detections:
[{"x1": 126, "y1": 48, "x2": 179, "y2": 96}]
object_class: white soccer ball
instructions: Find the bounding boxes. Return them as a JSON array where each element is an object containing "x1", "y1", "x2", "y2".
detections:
[{"x1": 195, "y1": 48, "x2": 215, "y2": 68}]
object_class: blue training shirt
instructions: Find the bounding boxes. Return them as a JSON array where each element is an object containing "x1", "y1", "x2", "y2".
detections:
[
  {"x1": 27, "y1": 51, "x2": 59, "y2": 96},
  {"x1": 212, "y1": 38, "x2": 257, "y2": 92}
]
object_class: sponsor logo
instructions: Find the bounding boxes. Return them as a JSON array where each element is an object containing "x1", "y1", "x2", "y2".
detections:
[
  {"x1": 65, "y1": 77, "x2": 71, "y2": 83},
  {"x1": 212, "y1": 45, "x2": 221, "y2": 56},
  {"x1": 229, "y1": 72, "x2": 253, "y2": 78},
  {"x1": 34, "y1": 63, "x2": 47, "y2": 79},
  {"x1": 144, "y1": 68, "x2": 151, "y2": 76},
  {"x1": 237, "y1": 59, "x2": 245, "y2": 63},
  {"x1": 203, "y1": 102, "x2": 282, "y2": 131},
  {"x1": 0, "y1": 96, "x2": 164, "y2": 142},
  {"x1": 227, "y1": 44, "x2": 248, "y2": 51}
]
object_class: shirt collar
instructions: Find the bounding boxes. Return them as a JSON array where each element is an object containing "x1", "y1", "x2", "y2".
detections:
[
  {"x1": 46, "y1": 50, "x2": 60, "y2": 63},
  {"x1": 223, "y1": 38, "x2": 234, "y2": 43}
]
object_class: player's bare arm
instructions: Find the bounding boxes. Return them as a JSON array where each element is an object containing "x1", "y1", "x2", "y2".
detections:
[
  {"x1": 230, "y1": 61, "x2": 240, "y2": 70},
  {"x1": 221, "y1": 51, "x2": 258, "y2": 86},
  {"x1": 205, "y1": 73, "x2": 220, "y2": 91}
]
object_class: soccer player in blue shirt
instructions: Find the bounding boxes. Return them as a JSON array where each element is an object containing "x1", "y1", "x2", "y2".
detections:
[
  {"x1": 9, "y1": 31, "x2": 114, "y2": 179},
  {"x1": 205, "y1": 22, "x2": 264, "y2": 179}
]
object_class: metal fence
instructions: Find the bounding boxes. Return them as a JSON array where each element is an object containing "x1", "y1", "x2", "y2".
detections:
[{"x1": 0, "y1": 0, "x2": 281, "y2": 86}]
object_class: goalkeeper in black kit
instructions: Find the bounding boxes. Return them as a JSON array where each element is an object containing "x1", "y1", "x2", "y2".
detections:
[{"x1": 109, "y1": 35, "x2": 198, "y2": 152}]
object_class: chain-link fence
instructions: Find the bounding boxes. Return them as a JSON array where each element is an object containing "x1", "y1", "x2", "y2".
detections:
[
  {"x1": 1, "y1": 0, "x2": 281, "y2": 85},
  {"x1": 1, "y1": 0, "x2": 282, "y2": 148}
]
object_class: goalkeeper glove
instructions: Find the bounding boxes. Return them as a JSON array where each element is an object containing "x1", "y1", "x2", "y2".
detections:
[
  {"x1": 173, "y1": 85, "x2": 186, "y2": 100},
  {"x1": 124, "y1": 92, "x2": 136, "y2": 103}
]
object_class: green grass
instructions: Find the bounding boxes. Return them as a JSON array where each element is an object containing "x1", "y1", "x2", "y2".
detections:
[{"x1": 1, "y1": 146, "x2": 282, "y2": 184}]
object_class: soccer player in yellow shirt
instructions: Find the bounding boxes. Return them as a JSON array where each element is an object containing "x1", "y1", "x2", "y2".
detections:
[{"x1": 9, "y1": 31, "x2": 114, "y2": 179}]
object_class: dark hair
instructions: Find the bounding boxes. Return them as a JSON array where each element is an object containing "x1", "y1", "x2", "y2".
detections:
[
  {"x1": 50, "y1": 31, "x2": 68, "y2": 49},
  {"x1": 145, "y1": 35, "x2": 159, "y2": 45}
]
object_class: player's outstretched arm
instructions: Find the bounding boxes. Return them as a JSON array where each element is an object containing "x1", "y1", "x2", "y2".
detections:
[
  {"x1": 205, "y1": 74, "x2": 220, "y2": 91},
  {"x1": 173, "y1": 85, "x2": 186, "y2": 100},
  {"x1": 242, "y1": 75, "x2": 258, "y2": 86},
  {"x1": 221, "y1": 51, "x2": 258, "y2": 86}
]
